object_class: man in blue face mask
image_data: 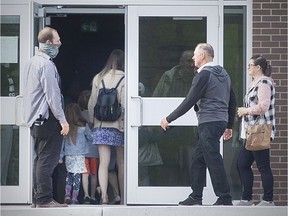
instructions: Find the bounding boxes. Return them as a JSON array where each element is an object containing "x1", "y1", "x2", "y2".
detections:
[
  {"x1": 23, "y1": 27, "x2": 69, "y2": 208},
  {"x1": 38, "y1": 29, "x2": 61, "y2": 59}
]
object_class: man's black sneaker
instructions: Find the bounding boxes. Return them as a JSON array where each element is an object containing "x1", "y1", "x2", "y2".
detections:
[
  {"x1": 179, "y1": 195, "x2": 202, "y2": 206},
  {"x1": 213, "y1": 198, "x2": 233, "y2": 206}
]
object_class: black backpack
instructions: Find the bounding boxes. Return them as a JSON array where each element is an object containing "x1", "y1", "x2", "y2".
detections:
[{"x1": 94, "y1": 76, "x2": 124, "y2": 122}]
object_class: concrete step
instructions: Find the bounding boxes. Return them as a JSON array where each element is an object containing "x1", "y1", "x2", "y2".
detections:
[{"x1": 1, "y1": 205, "x2": 287, "y2": 216}]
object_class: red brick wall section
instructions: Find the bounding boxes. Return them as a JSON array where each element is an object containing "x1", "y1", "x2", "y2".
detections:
[{"x1": 252, "y1": 0, "x2": 288, "y2": 206}]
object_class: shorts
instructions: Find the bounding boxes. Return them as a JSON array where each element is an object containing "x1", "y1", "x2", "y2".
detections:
[{"x1": 83, "y1": 157, "x2": 99, "y2": 175}]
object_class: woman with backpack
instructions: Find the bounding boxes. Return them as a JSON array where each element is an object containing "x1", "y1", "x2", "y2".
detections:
[{"x1": 88, "y1": 49, "x2": 125, "y2": 204}]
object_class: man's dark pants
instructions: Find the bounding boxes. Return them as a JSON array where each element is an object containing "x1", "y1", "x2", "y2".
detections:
[
  {"x1": 31, "y1": 113, "x2": 63, "y2": 205},
  {"x1": 190, "y1": 121, "x2": 232, "y2": 201}
]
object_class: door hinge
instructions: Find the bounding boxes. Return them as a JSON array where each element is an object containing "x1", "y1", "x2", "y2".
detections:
[{"x1": 35, "y1": 7, "x2": 46, "y2": 18}]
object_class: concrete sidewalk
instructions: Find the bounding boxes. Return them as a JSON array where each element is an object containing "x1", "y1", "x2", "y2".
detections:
[{"x1": 1, "y1": 205, "x2": 287, "y2": 216}]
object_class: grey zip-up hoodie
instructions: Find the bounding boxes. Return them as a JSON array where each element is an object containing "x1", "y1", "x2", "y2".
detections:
[{"x1": 166, "y1": 65, "x2": 231, "y2": 126}]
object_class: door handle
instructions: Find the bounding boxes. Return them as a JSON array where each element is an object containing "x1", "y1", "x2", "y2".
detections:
[
  {"x1": 15, "y1": 95, "x2": 25, "y2": 126},
  {"x1": 131, "y1": 96, "x2": 143, "y2": 127}
]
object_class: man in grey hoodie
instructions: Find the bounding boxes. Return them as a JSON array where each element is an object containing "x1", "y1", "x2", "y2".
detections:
[{"x1": 161, "y1": 43, "x2": 235, "y2": 206}]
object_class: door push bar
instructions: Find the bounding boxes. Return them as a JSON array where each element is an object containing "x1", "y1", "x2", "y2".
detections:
[
  {"x1": 15, "y1": 95, "x2": 25, "y2": 126},
  {"x1": 130, "y1": 96, "x2": 143, "y2": 127}
]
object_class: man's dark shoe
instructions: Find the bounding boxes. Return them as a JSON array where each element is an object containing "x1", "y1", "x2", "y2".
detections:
[
  {"x1": 213, "y1": 198, "x2": 233, "y2": 206},
  {"x1": 37, "y1": 200, "x2": 68, "y2": 208},
  {"x1": 179, "y1": 195, "x2": 202, "y2": 206}
]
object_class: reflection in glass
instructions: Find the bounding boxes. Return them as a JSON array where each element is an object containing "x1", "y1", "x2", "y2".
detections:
[
  {"x1": 139, "y1": 17, "x2": 206, "y2": 97},
  {"x1": 153, "y1": 50, "x2": 196, "y2": 97},
  {"x1": 0, "y1": 15, "x2": 20, "y2": 186},
  {"x1": 138, "y1": 17, "x2": 206, "y2": 187},
  {"x1": 138, "y1": 126, "x2": 198, "y2": 187},
  {"x1": 1, "y1": 63, "x2": 19, "y2": 96},
  {"x1": 223, "y1": 6, "x2": 246, "y2": 200},
  {"x1": 1, "y1": 125, "x2": 19, "y2": 185},
  {"x1": 1, "y1": 15, "x2": 20, "y2": 97}
]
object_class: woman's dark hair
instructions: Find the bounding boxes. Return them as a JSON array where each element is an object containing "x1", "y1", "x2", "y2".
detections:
[
  {"x1": 250, "y1": 55, "x2": 272, "y2": 77},
  {"x1": 78, "y1": 90, "x2": 91, "y2": 110}
]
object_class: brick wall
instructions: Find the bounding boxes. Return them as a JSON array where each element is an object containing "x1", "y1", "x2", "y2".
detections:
[{"x1": 252, "y1": 0, "x2": 288, "y2": 206}]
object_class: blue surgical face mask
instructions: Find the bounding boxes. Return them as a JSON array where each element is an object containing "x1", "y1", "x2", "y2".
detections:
[{"x1": 39, "y1": 42, "x2": 61, "y2": 59}]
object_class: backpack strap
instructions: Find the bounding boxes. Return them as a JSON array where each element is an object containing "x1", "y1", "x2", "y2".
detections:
[
  {"x1": 115, "y1": 76, "x2": 125, "y2": 89},
  {"x1": 101, "y1": 76, "x2": 124, "y2": 90},
  {"x1": 101, "y1": 79, "x2": 106, "y2": 90}
]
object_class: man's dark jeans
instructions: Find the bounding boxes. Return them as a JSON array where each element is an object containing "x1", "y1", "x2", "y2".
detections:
[
  {"x1": 237, "y1": 145, "x2": 273, "y2": 201},
  {"x1": 31, "y1": 113, "x2": 63, "y2": 205},
  {"x1": 190, "y1": 121, "x2": 231, "y2": 201}
]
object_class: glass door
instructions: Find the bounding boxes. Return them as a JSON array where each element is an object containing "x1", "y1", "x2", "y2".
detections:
[
  {"x1": 0, "y1": 5, "x2": 31, "y2": 203},
  {"x1": 126, "y1": 5, "x2": 219, "y2": 204}
]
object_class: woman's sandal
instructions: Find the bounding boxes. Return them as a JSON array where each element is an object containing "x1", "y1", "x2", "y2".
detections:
[{"x1": 101, "y1": 196, "x2": 109, "y2": 205}]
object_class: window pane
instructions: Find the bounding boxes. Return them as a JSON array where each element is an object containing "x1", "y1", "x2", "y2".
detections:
[
  {"x1": 1, "y1": 125, "x2": 19, "y2": 185},
  {"x1": 1, "y1": 15, "x2": 20, "y2": 97},
  {"x1": 138, "y1": 126, "x2": 198, "y2": 186},
  {"x1": 138, "y1": 16, "x2": 206, "y2": 186},
  {"x1": 139, "y1": 17, "x2": 206, "y2": 97},
  {"x1": 1, "y1": 15, "x2": 20, "y2": 186},
  {"x1": 223, "y1": 6, "x2": 246, "y2": 200}
]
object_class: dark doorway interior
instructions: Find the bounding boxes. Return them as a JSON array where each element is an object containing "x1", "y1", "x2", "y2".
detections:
[
  {"x1": 51, "y1": 14, "x2": 125, "y2": 105},
  {"x1": 48, "y1": 13, "x2": 124, "y2": 203}
]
